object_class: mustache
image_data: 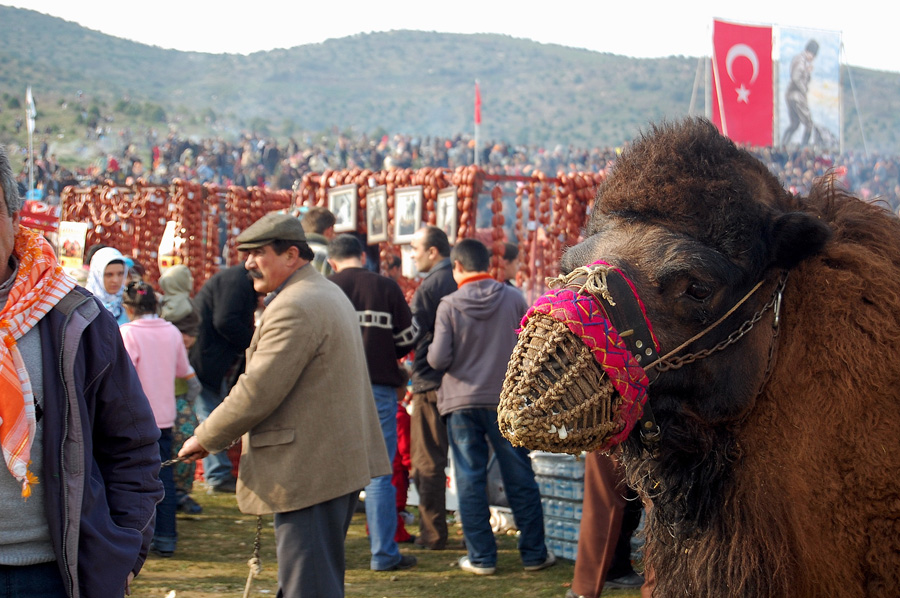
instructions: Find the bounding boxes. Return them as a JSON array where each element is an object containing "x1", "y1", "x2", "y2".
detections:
[{"x1": 247, "y1": 270, "x2": 263, "y2": 280}]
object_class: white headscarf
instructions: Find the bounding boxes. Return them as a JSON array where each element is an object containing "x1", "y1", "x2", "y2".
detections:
[{"x1": 86, "y1": 247, "x2": 127, "y2": 320}]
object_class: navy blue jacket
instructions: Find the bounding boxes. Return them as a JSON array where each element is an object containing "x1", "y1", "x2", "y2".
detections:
[{"x1": 38, "y1": 287, "x2": 163, "y2": 598}]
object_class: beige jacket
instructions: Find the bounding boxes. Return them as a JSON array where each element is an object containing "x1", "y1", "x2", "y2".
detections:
[{"x1": 195, "y1": 264, "x2": 390, "y2": 515}]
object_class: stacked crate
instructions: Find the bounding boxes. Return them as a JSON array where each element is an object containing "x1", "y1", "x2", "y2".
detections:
[{"x1": 531, "y1": 451, "x2": 585, "y2": 561}]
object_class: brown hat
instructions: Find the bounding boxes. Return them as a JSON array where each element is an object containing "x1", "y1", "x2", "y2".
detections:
[{"x1": 236, "y1": 212, "x2": 306, "y2": 250}]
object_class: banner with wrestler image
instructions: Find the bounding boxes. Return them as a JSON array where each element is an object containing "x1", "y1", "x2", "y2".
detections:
[{"x1": 778, "y1": 26, "x2": 841, "y2": 150}]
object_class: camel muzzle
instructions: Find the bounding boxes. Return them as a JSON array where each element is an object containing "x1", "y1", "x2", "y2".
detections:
[{"x1": 498, "y1": 261, "x2": 658, "y2": 454}]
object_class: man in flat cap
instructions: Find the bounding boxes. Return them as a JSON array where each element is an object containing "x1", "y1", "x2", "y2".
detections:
[{"x1": 179, "y1": 211, "x2": 394, "y2": 596}]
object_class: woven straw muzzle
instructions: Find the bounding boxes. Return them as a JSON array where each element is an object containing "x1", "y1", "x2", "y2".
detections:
[
  {"x1": 498, "y1": 312, "x2": 622, "y2": 455},
  {"x1": 498, "y1": 262, "x2": 656, "y2": 455}
]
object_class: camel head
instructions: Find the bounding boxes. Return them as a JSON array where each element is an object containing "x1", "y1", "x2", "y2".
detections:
[{"x1": 499, "y1": 118, "x2": 832, "y2": 461}]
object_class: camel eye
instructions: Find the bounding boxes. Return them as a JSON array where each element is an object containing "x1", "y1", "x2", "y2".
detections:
[{"x1": 685, "y1": 281, "x2": 712, "y2": 301}]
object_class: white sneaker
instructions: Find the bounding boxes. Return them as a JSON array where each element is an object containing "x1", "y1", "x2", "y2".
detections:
[
  {"x1": 523, "y1": 550, "x2": 557, "y2": 571},
  {"x1": 458, "y1": 555, "x2": 496, "y2": 575}
]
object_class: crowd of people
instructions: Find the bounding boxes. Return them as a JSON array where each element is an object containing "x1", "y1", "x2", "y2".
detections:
[
  {"x1": 3, "y1": 132, "x2": 645, "y2": 595},
  {"x1": 0, "y1": 139, "x2": 574, "y2": 597},
  {"x1": 9, "y1": 127, "x2": 900, "y2": 214}
]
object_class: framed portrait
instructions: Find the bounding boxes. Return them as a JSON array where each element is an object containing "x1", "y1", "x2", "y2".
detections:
[
  {"x1": 436, "y1": 186, "x2": 458, "y2": 244},
  {"x1": 328, "y1": 184, "x2": 358, "y2": 233},
  {"x1": 366, "y1": 186, "x2": 388, "y2": 244},
  {"x1": 393, "y1": 185, "x2": 423, "y2": 244}
]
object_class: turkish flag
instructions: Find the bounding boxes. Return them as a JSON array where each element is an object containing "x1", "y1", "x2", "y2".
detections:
[{"x1": 711, "y1": 19, "x2": 773, "y2": 147}]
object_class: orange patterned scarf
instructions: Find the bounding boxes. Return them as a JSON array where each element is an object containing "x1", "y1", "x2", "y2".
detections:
[{"x1": 0, "y1": 227, "x2": 76, "y2": 498}]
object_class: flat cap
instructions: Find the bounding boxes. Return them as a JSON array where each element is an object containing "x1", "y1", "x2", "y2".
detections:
[{"x1": 236, "y1": 212, "x2": 306, "y2": 250}]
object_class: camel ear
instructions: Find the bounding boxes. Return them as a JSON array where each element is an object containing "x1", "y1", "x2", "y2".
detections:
[{"x1": 771, "y1": 211, "x2": 832, "y2": 270}]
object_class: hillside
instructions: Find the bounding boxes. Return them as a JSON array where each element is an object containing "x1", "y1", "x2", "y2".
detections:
[{"x1": 2, "y1": 5, "x2": 899, "y2": 162}]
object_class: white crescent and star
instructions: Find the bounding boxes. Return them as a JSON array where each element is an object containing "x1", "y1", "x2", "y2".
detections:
[{"x1": 725, "y1": 43, "x2": 759, "y2": 104}]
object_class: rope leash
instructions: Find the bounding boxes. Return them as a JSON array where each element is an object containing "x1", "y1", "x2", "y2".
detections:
[
  {"x1": 161, "y1": 440, "x2": 263, "y2": 597},
  {"x1": 242, "y1": 516, "x2": 264, "y2": 598}
]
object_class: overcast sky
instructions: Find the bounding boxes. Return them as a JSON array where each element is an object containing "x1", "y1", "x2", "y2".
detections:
[{"x1": 7, "y1": 0, "x2": 898, "y2": 73}]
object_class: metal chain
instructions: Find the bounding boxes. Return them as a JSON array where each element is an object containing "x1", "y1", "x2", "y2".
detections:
[
  {"x1": 653, "y1": 273, "x2": 787, "y2": 372},
  {"x1": 242, "y1": 516, "x2": 264, "y2": 598},
  {"x1": 157, "y1": 437, "x2": 263, "y2": 598},
  {"x1": 160, "y1": 437, "x2": 242, "y2": 468},
  {"x1": 757, "y1": 303, "x2": 782, "y2": 388}
]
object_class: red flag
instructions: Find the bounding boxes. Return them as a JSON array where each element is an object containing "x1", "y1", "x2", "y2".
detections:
[
  {"x1": 711, "y1": 19, "x2": 773, "y2": 147},
  {"x1": 474, "y1": 81, "x2": 482, "y2": 126},
  {"x1": 20, "y1": 200, "x2": 59, "y2": 233}
]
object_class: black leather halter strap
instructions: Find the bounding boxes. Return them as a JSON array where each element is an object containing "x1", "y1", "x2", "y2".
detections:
[
  {"x1": 580, "y1": 269, "x2": 662, "y2": 449},
  {"x1": 589, "y1": 270, "x2": 659, "y2": 367}
]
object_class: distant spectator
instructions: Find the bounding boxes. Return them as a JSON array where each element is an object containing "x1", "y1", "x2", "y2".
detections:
[
  {"x1": 328, "y1": 234, "x2": 417, "y2": 571},
  {"x1": 384, "y1": 255, "x2": 403, "y2": 282},
  {"x1": 85, "y1": 247, "x2": 129, "y2": 325},
  {"x1": 499, "y1": 242, "x2": 520, "y2": 287},
  {"x1": 5, "y1": 125, "x2": 898, "y2": 213},
  {"x1": 300, "y1": 206, "x2": 337, "y2": 276},
  {"x1": 127, "y1": 260, "x2": 147, "y2": 283},
  {"x1": 408, "y1": 226, "x2": 457, "y2": 550},
  {"x1": 84, "y1": 242, "x2": 108, "y2": 266},
  {"x1": 158, "y1": 265, "x2": 204, "y2": 515},
  {"x1": 120, "y1": 280, "x2": 201, "y2": 557},
  {"x1": 565, "y1": 453, "x2": 650, "y2": 598},
  {"x1": 187, "y1": 264, "x2": 258, "y2": 494},
  {"x1": 427, "y1": 238, "x2": 554, "y2": 575}
]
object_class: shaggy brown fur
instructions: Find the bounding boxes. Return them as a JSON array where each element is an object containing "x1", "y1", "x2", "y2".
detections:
[{"x1": 561, "y1": 118, "x2": 900, "y2": 597}]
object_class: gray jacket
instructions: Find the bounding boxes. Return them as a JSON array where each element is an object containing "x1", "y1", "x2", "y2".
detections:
[{"x1": 427, "y1": 277, "x2": 528, "y2": 415}]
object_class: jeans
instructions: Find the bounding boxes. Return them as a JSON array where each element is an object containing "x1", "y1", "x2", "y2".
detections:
[
  {"x1": 0, "y1": 562, "x2": 67, "y2": 597},
  {"x1": 365, "y1": 384, "x2": 401, "y2": 570},
  {"x1": 155, "y1": 427, "x2": 177, "y2": 543},
  {"x1": 447, "y1": 408, "x2": 547, "y2": 568},
  {"x1": 194, "y1": 381, "x2": 234, "y2": 486}
]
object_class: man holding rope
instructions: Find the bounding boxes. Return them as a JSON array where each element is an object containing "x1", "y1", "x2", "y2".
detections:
[{"x1": 179, "y1": 212, "x2": 390, "y2": 597}]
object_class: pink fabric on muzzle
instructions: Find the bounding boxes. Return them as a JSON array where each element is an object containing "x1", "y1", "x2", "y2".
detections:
[{"x1": 521, "y1": 262, "x2": 658, "y2": 449}]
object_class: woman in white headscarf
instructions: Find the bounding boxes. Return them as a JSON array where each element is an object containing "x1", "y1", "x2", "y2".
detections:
[{"x1": 85, "y1": 246, "x2": 129, "y2": 325}]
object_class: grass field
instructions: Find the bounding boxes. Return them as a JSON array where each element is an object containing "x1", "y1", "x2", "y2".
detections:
[{"x1": 131, "y1": 489, "x2": 642, "y2": 598}]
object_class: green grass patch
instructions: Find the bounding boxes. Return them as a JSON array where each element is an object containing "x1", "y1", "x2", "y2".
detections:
[{"x1": 131, "y1": 490, "x2": 641, "y2": 597}]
